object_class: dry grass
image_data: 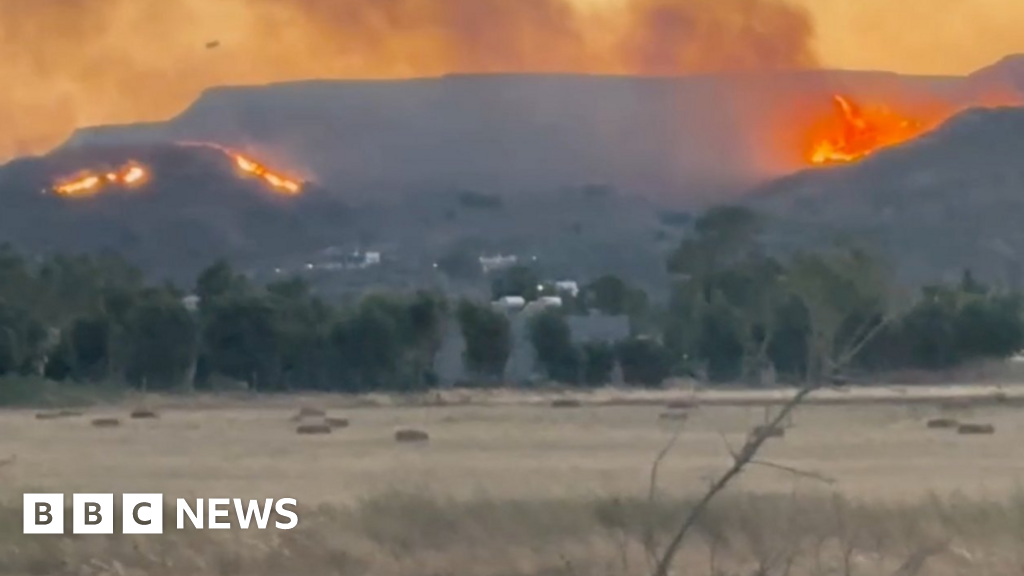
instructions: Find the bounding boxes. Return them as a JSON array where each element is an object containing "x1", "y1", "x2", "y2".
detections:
[
  {"x1": 0, "y1": 492, "x2": 1021, "y2": 576},
  {"x1": 4, "y1": 386, "x2": 1024, "y2": 574}
]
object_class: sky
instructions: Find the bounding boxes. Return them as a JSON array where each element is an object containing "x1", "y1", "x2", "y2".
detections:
[
  {"x1": 0, "y1": 0, "x2": 1021, "y2": 159},
  {"x1": 805, "y1": 0, "x2": 1024, "y2": 75}
]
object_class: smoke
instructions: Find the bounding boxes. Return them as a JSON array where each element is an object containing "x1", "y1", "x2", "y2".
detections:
[{"x1": 0, "y1": 0, "x2": 817, "y2": 160}]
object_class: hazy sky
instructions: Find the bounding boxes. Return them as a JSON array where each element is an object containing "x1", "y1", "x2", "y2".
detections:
[
  {"x1": 805, "y1": 0, "x2": 1024, "y2": 74},
  {"x1": 0, "y1": 0, "x2": 1020, "y2": 159}
]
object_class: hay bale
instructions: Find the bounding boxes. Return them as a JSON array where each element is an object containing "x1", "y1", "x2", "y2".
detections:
[
  {"x1": 296, "y1": 424, "x2": 332, "y2": 435},
  {"x1": 395, "y1": 429, "x2": 430, "y2": 443},
  {"x1": 751, "y1": 425, "x2": 785, "y2": 439},
  {"x1": 36, "y1": 409, "x2": 83, "y2": 420},
  {"x1": 326, "y1": 417, "x2": 350, "y2": 429},
  {"x1": 957, "y1": 423, "x2": 995, "y2": 435},
  {"x1": 658, "y1": 411, "x2": 688, "y2": 422},
  {"x1": 130, "y1": 409, "x2": 159, "y2": 420},
  {"x1": 291, "y1": 407, "x2": 327, "y2": 421},
  {"x1": 926, "y1": 418, "x2": 959, "y2": 429},
  {"x1": 90, "y1": 418, "x2": 121, "y2": 428},
  {"x1": 666, "y1": 399, "x2": 698, "y2": 410},
  {"x1": 551, "y1": 399, "x2": 582, "y2": 408}
]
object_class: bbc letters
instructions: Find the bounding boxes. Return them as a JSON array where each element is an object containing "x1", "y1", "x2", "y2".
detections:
[{"x1": 23, "y1": 494, "x2": 298, "y2": 534}]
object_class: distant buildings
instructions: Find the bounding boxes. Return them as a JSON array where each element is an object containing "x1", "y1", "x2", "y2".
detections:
[{"x1": 479, "y1": 254, "x2": 518, "y2": 273}]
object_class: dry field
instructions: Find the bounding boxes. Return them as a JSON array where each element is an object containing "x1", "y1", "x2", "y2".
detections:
[{"x1": 2, "y1": 384, "x2": 1024, "y2": 575}]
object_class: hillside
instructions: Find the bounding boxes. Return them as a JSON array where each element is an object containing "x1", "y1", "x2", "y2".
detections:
[
  {"x1": 749, "y1": 105, "x2": 1024, "y2": 285},
  {"x1": 0, "y1": 144, "x2": 353, "y2": 281},
  {"x1": 58, "y1": 66, "x2": 1018, "y2": 205}
]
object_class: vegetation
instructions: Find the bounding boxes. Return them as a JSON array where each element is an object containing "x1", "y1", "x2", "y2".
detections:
[{"x1": 0, "y1": 205, "x2": 1022, "y2": 397}]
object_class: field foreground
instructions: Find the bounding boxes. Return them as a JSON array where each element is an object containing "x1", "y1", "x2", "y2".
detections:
[{"x1": 2, "y1": 384, "x2": 1024, "y2": 575}]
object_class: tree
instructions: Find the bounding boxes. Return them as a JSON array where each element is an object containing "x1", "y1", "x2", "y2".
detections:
[
  {"x1": 529, "y1": 310, "x2": 580, "y2": 384},
  {"x1": 616, "y1": 338, "x2": 671, "y2": 387},
  {"x1": 195, "y1": 260, "x2": 249, "y2": 309},
  {"x1": 405, "y1": 291, "x2": 448, "y2": 389},
  {"x1": 955, "y1": 294, "x2": 1024, "y2": 361},
  {"x1": 332, "y1": 301, "x2": 404, "y2": 391},
  {"x1": 581, "y1": 341, "x2": 616, "y2": 386},
  {"x1": 457, "y1": 300, "x2": 511, "y2": 381},
  {"x1": 786, "y1": 247, "x2": 892, "y2": 382},
  {"x1": 268, "y1": 276, "x2": 334, "y2": 390},
  {"x1": 202, "y1": 297, "x2": 279, "y2": 390},
  {"x1": 124, "y1": 296, "x2": 197, "y2": 389}
]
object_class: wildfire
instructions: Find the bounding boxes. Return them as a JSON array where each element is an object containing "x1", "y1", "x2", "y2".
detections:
[
  {"x1": 231, "y1": 152, "x2": 302, "y2": 195},
  {"x1": 178, "y1": 142, "x2": 304, "y2": 195},
  {"x1": 52, "y1": 163, "x2": 149, "y2": 197},
  {"x1": 807, "y1": 95, "x2": 929, "y2": 165}
]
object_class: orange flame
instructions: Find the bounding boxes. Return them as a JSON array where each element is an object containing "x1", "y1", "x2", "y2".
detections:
[
  {"x1": 232, "y1": 152, "x2": 302, "y2": 195},
  {"x1": 177, "y1": 142, "x2": 304, "y2": 195},
  {"x1": 53, "y1": 163, "x2": 148, "y2": 197},
  {"x1": 807, "y1": 95, "x2": 929, "y2": 165}
]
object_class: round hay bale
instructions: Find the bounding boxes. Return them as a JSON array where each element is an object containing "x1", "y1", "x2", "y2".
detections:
[
  {"x1": 551, "y1": 399, "x2": 582, "y2": 408},
  {"x1": 36, "y1": 410, "x2": 83, "y2": 420},
  {"x1": 326, "y1": 417, "x2": 350, "y2": 429},
  {"x1": 130, "y1": 409, "x2": 159, "y2": 420},
  {"x1": 658, "y1": 411, "x2": 688, "y2": 422},
  {"x1": 926, "y1": 418, "x2": 959, "y2": 429},
  {"x1": 91, "y1": 418, "x2": 121, "y2": 428},
  {"x1": 957, "y1": 423, "x2": 995, "y2": 435},
  {"x1": 666, "y1": 399, "x2": 698, "y2": 410},
  {"x1": 395, "y1": 429, "x2": 430, "y2": 443},
  {"x1": 291, "y1": 407, "x2": 327, "y2": 421},
  {"x1": 751, "y1": 425, "x2": 785, "y2": 439},
  {"x1": 296, "y1": 424, "x2": 332, "y2": 435}
]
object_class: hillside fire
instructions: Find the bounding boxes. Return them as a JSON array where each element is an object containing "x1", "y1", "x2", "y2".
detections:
[
  {"x1": 49, "y1": 144, "x2": 305, "y2": 198},
  {"x1": 807, "y1": 95, "x2": 928, "y2": 165},
  {"x1": 52, "y1": 163, "x2": 149, "y2": 197},
  {"x1": 179, "y1": 142, "x2": 304, "y2": 195}
]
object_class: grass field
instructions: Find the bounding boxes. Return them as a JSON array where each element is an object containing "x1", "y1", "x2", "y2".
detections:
[{"x1": 2, "y1": 384, "x2": 1024, "y2": 575}]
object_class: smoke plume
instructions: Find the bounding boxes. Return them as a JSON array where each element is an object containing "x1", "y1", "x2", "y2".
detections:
[{"x1": 0, "y1": 0, "x2": 817, "y2": 159}]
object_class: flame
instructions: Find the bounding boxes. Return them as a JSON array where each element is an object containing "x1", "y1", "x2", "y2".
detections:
[
  {"x1": 53, "y1": 163, "x2": 148, "y2": 197},
  {"x1": 232, "y1": 152, "x2": 302, "y2": 194},
  {"x1": 178, "y1": 141, "x2": 305, "y2": 194},
  {"x1": 807, "y1": 95, "x2": 929, "y2": 165}
]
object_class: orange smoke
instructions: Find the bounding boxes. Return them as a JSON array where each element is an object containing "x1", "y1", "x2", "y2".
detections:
[
  {"x1": 0, "y1": 0, "x2": 817, "y2": 160},
  {"x1": 53, "y1": 163, "x2": 149, "y2": 197}
]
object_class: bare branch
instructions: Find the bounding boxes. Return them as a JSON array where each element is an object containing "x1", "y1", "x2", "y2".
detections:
[
  {"x1": 649, "y1": 425, "x2": 685, "y2": 502},
  {"x1": 644, "y1": 422, "x2": 686, "y2": 569},
  {"x1": 651, "y1": 384, "x2": 819, "y2": 576},
  {"x1": 748, "y1": 459, "x2": 837, "y2": 486}
]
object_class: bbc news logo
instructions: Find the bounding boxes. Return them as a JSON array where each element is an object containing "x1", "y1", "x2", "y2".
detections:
[{"x1": 23, "y1": 494, "x2": 298, "y2": 534}]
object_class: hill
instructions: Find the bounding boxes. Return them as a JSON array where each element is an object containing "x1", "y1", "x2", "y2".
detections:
[
  {"x1": 748, "y1": 105, "x2": 1024, "y2": 285},
  {"x1": 0, "y1": 144, "x2": 352, "y2": 281},
  {"x1": 58, "y1": 63, "x2": 1022, "y2": 205}
]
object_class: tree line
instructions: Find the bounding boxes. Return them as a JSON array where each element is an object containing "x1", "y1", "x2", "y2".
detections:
[{"x1": 1, "y1": 205, "x2": 1022, "y2": 393}]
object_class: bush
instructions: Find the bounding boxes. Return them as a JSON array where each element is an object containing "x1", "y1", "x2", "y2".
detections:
[
  {"x1": 530, "y1": 311, "x2": 580, "y2": 384},
  {"x1": 582, "y1": 342, "x2": 616, "y2": 386},
  {"x1": 616, "y1": 338, "x2": 671, "y2": 387}
]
